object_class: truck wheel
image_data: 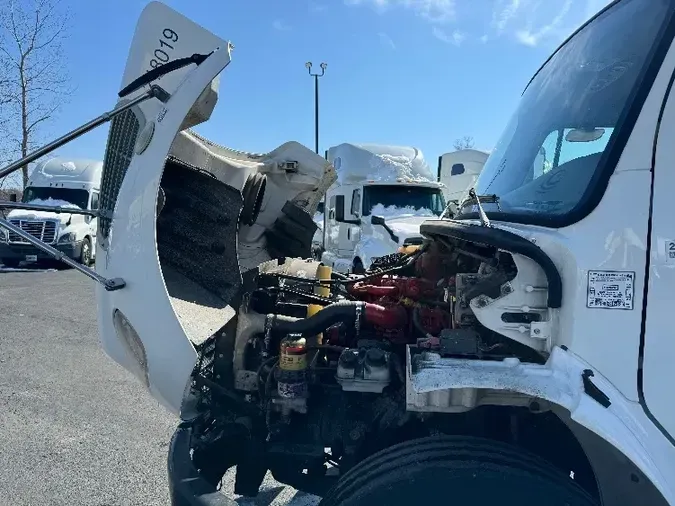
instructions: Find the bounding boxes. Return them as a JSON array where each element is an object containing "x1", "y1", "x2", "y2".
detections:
[
  {"x1": 79, "y1": 237, "x2": 92, "y2": 266},
  {"x1": 351, "y1": 259, "x2": 365, "y2": 274},
  {"x1": 319, "y1": 436, "x2": 598, "y2": 506}
]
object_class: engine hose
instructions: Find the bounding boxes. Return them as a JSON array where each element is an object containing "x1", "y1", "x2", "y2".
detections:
[{"x1": 267, "y1": 300, "x2": 366, "y2": 337}]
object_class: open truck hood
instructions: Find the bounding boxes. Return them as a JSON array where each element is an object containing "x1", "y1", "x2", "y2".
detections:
[{"x1": 95, "y1": 2, "x2": 335, "y2": 416}]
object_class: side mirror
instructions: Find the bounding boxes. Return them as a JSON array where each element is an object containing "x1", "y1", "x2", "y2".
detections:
[
  {"x1": 317, "y1": 201, "x2": 325, "y2": 214},
  {"x1": 334, "y1": 195, "x2": 345, "y2": 222},
  {"x1": 9, "y1": 194, "x2": 17, "y2": 202},
  {"x1": 370, "y1": 214, "x2": 399, "y2": 243},
  {"x1": 370, "y1": 215, "x2": 385, "y2": 226}
]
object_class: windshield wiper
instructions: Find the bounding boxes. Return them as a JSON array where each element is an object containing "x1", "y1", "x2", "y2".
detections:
[
  {"x1": 466, "y1": 188, "x2": 494, "y2": 227},
  {"x1": 461, "y1": 191, "x2": 500, "y2": 208}
]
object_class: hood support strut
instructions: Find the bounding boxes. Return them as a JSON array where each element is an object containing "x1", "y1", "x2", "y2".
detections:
[
  {"x1": 0, "y1": 85, "x2": 162, "y2": 291},
  {"x1": 0, "y1": 216, "x2": 124, "y2": 290}
]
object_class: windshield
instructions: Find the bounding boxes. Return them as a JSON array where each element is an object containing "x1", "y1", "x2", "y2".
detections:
[
  {"x1": 363, "y1": 185, "x2": 446, "y2": 216},
  {"x1": 23, "y1": 187, "x2": 90, "y2": 209},
  {"x1": 458, "y1": 0, "x2": 673, "y2": 224}
]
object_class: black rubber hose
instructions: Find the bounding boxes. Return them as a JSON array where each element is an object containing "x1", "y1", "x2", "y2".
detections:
[{"x1": 267, "y1": 300, "x2": 365, "y2": 337}]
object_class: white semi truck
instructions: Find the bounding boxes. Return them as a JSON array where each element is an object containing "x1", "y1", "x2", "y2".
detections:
[
  {"x1": 1, "y1": 0, "x2": 675, "y2": 505},
  {"x1": 0, "y1": 157, "x2": 101, "y2": 267},
  {"x1": 317, "y1": 143, "x2": 446, "y2": 273}
]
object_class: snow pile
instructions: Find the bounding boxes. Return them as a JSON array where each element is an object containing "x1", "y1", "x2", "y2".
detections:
[
  {"x1": 330, "y1": 143, "x2": 435, "y2": 184},
  {"x1": 370, "y1": 203, "x2": 436, "y2": 218},
  {"x1": 27, "y1": 198, "x2": 80, "y2": 209},
  {"x1": 363, "y1": 153, "x2": 433, "y2": 183}
]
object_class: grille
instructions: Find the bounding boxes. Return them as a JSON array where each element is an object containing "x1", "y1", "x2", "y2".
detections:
[
  {"x1": 100, "y1": 108, "x2": 140, "y2": 239},
  {"x1": 8, "y1": 219, "x2": 57, "y2": 244}
]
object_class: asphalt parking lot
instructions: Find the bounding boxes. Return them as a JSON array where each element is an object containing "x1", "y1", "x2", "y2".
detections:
[{"x1": 0, "y1": 266, "x2": 319, "y2": 506}]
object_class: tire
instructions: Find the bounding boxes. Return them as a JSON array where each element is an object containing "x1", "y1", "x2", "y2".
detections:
[
  {"x1": 351, "y1": 259, "x2": 365, "y2": 275},
  {"x1": 1, "y1": 258, "x2": 21, "y2": 269},
  {"x1": 319, "y1": 436, "x2": 598, "y2": 506},
  {"x1": 79, "y1": 237, "x2": 92, "y2": 266}
]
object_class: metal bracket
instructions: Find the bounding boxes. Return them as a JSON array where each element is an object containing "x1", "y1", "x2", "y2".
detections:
[{"x1": 0, "y1": 216, "x2": 125, "y2": 291}]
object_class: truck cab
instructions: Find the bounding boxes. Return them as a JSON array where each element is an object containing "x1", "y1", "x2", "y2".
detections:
[
  {"x1": 0, "y1": 157, "x2": 101, "y2": 267},
  {"x1": 319, "y1": 143, "x2": 446, "y2": 273}
]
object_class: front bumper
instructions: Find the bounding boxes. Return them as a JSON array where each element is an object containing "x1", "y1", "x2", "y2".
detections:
[
  {"x1": 0, "y1": 241, "x2": 82, "y2": 263},
  {"x1": 168, "y1": 424, "x2": 236, "y2": 506}
]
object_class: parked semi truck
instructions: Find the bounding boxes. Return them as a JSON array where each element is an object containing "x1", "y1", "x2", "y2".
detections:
[
  {"x1": 0, "y1": 157, "x2": 101, "y2": 267},
  {"x1": 317, "y1": 143, "x2": 446, "y2": 273},
  {"x1": 1, "y1": 0, "x2": 675, "y2": 505}
]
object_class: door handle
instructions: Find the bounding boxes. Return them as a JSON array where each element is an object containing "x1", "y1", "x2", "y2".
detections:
[{"x1": 347, "y1": 228, "x2": 351, "y2": 240}]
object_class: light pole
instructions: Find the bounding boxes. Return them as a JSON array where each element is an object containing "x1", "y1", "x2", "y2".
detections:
[{"x1": 306, "y1": 61, "x2": 327, "y2": 154}]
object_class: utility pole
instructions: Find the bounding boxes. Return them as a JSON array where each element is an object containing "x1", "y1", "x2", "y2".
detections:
[{"x1": 305, "y1": 62, "x2": 327, "y2": 154}]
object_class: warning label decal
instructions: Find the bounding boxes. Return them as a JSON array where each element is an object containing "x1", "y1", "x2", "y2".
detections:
[{"x1": 587, "y1": 271, "x2": 635, "y2": 310}]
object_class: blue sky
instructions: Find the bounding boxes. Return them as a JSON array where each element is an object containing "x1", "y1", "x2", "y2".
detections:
[{"x1": 48, "y1": 0, "x2": 612, "y2": 167}]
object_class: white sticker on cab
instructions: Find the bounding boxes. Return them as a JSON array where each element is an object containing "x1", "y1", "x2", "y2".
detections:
[{"x1": 586, "y1": 270, "x2": 635, "y2": 310}]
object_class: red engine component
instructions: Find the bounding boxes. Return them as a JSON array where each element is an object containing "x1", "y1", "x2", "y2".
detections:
[
  {"x1": 350, "y1": 276, "x2": 437, "y2": 301},
  {"x1": 364, "y1": 302, "x2": 408, "y2": 329}
]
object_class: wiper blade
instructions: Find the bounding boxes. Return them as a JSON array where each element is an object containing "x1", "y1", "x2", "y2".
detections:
[{"x1": 467, "y1": 188, "x2": 493, "y2": 227}]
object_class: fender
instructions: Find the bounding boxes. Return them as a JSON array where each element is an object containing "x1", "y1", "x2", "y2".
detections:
[{"x1": 406, "y1": 345, "x2": 675, "y2": 504}]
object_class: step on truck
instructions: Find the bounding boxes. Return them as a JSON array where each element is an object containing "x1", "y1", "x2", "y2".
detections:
[
  {"x1": 2, "y1": 0, "x2": 675, "y2": 504},
  {"x1": 318, "y1": 143, "x2": 447, "y2": 274},
  {"x1": 0, "y1": 157, "x2": 101, "y2": 268}
]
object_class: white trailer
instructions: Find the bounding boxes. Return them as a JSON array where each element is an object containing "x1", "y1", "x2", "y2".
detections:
[
  {"x1": 3, "y1": 1, "x2": 675, "y2": 505},
  {"x1": 0, "y1": 157, "x2": 101, "y2": 267}
]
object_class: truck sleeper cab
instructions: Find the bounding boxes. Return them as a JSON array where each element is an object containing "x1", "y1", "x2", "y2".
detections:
[{"x1": 0, "y1": 157, "x2": 101, "y2": 268}]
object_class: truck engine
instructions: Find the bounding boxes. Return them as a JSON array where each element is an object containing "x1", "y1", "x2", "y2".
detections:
[{"x1": 187, "y1": 230, "x2": 577, "y2": 499}]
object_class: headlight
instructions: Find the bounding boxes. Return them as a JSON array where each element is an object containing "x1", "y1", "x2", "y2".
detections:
[
  {"x1": 0, "y1": 227, "x2": 7, "y2": 242},
  {"x1": 58, "y1": 232, "x2": 76, "y2": 244},
  {"x1": 112, "y1": 309, "x2": 149, "y2": 389}
]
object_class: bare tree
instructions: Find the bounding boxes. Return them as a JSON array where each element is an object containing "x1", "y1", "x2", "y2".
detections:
[
  {"x1": 0, "y1": 0, "x2": 71, "y2": 189},
  {"x1": 453, "y1": 135, "x2": 475, "y2": 151}
]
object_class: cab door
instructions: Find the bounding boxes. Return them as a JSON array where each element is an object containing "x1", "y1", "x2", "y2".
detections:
[{"x1": 642, "y1": 65, "x2": 675, "y2": 443}]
